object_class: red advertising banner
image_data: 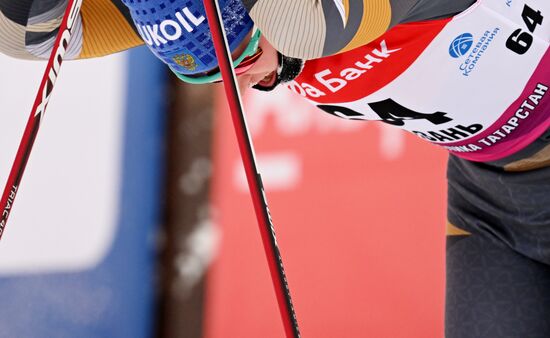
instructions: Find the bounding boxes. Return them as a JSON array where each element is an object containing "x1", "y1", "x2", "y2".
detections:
[{"x1": 206, "y1": 87, "x2": 447, "y2": 338}]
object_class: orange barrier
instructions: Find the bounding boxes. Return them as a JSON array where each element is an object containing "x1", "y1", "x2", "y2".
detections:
[{"x1": 206, "y1": 87, "x2": 447, "y2": 338}]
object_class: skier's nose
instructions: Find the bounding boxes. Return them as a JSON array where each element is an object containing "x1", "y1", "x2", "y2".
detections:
[{"x1": 237, "y1": 74, "x2": 253, "y2": 94}]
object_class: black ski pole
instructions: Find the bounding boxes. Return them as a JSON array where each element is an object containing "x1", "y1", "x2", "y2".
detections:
[{"x1": 201, "y1": 0, "x2": 301, "y2": 336}]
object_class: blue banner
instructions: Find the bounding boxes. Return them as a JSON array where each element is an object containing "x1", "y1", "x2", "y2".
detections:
[{"x1": 0, "y1": 47, "x2": 166, "y2": 338}]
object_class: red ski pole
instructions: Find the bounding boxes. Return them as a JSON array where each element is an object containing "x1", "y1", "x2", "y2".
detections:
[
  {"x1": 0, "y1": 0, "x2": 83, "y2": 239},
  {"x1": 202, "y1": 0, "x2": 301, "y2": 337}
]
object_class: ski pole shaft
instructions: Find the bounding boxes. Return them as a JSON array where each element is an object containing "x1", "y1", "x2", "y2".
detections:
[
  {"x1": 201, "y1": 0, "x2": 301, "y2": 337},
  {"x1": 0, "y1": 0, "x2": 83, "y2": 239}
]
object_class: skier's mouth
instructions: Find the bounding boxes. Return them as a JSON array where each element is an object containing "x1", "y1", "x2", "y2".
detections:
[{"x1": 257, "y1": 71, "x2": 276, "y2": 88}]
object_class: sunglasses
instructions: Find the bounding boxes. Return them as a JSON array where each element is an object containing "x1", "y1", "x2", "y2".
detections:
[{"x1": 171, "y1": 28, "x2": 263, "y2": 84}]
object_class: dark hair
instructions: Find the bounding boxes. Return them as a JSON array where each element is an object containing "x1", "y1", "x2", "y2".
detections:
[{"x1": 253, "y1": 53, "x2": 304, "y2": 92}]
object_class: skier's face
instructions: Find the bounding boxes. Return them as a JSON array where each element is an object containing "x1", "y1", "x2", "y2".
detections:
[{"x1": 236, "y1": 36, "x2": 279, "y2": 93}]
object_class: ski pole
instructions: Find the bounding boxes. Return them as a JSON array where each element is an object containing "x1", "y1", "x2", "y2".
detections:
[
  {"x1": 201, "y1": 0, "x2": 301, "y2": 337},
  {"x1": 0, "y1": 0, "x2": 83, "y2": 239}
]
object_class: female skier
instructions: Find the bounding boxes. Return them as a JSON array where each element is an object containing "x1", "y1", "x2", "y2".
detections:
[{"x1": 1, "y1": 0, "x2": 549, "y2": 336}]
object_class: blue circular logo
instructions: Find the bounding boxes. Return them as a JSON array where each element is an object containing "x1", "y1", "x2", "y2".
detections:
[{"x1": 449, "y1": 33, "x2": 474, "y2": 58}]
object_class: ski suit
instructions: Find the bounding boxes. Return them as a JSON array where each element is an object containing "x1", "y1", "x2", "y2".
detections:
[{"x1": 1, "y1": 1, "x2": 549, "y2": 336}]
